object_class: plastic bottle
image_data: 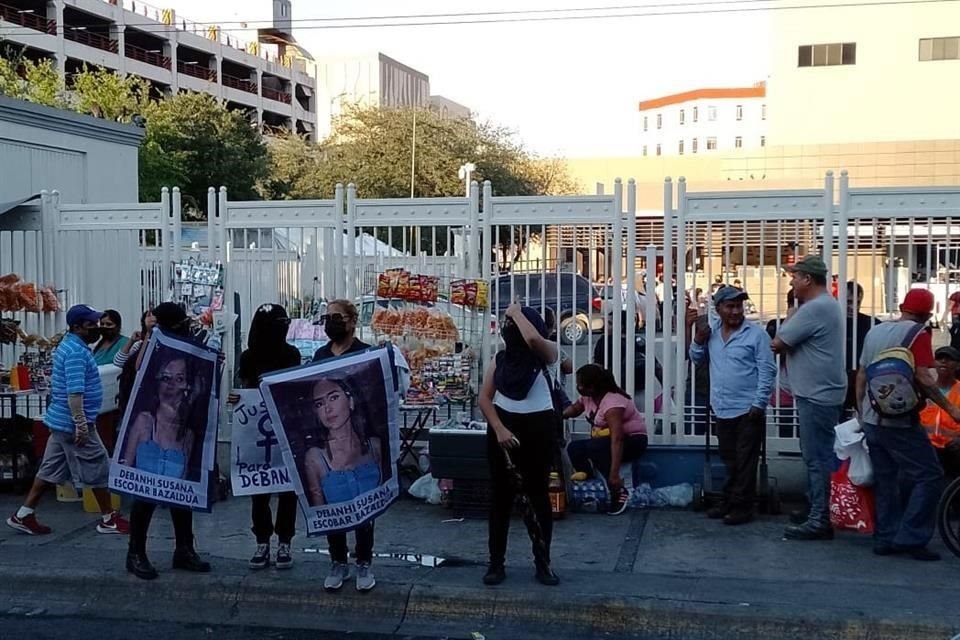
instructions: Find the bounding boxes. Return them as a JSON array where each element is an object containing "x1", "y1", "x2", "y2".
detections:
[{"x1": 549, "y1": 472, "x2": 566, "y2": 520}]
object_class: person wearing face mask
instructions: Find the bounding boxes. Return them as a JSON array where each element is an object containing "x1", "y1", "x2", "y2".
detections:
[
  {"x1": 479, "y1": 304, "x2": 560, "y2": 587},
  {"x1": 93, "y1": 309, "x2": 129, "y2": 366},
  {"x1": 114, "y1": 309, "x2": 156, "y2": 368},
  {"x1": 7, "y1": 305, "x2": 129, "y2": 536},
  {"x1": 123, "y1": 302, "x2": 211, "y2": 581}
]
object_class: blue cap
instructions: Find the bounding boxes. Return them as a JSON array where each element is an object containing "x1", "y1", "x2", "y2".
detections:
[
  {"x1": 713, "y1": 286, "x2": 749, "y2": 304},
  {"x1": 66, "y1": 304, "x2": 102, "y2": 327}
]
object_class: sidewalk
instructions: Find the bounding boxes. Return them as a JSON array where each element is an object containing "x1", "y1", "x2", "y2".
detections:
[{"x1": 1, "y1": 493, "x2": 958, "y2": 640}]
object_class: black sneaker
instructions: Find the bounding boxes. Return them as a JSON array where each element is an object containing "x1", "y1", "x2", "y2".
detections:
[
  {"x1": 723, "y1": 510, "x2": 754, "y2": 526},
  {"x1": 535, "y1": 564, "x2": 560, "y2": 586},
  {"x1": 789, "y1": 508, "x2": 810, "y2": 525},
  {"x1": 173, "y1": 548, "x2": 212, "y2": 572},
  {"x1": 609, "y1": 487, "x2": 629, "y2": 516},
  {"x1": 783, "y1": 522, "x2": 834, "y2": 541},
  {"x1": 249, "y1": 543, "x2": 270, "y2": 570},
  {"x1": 483, "y1": 564, "x2": 506, "y2": 586}
]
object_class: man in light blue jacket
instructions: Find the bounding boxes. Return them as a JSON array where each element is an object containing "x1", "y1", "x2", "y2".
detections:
[{"x1": 690, "y1": 286, "x2": 777, "y2": 525}]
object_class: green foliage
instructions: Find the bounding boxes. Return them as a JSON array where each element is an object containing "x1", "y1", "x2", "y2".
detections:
[
  {"x1": 138, "y1": 93, "x2": 268, "y2": 215},
  {"x1": 70, "y1": 66, "x2": 150, "y2": 122},
  {"x1": 0, "y1": 47, "x2": 64, "y2": 107}
]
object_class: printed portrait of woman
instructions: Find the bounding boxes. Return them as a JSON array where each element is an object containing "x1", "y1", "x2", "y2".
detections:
[
  {"x1": 119, "y1": 348, "x2": 212, "y2": 482},
  {"x1": 300, "y1": 374, "x2": 390, "y2": 507}
]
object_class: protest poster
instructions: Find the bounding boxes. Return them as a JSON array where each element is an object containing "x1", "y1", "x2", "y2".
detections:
[
  {"x1": 230, "y1": 389, "x2": 294, "y2": 496},
  {"x1": 259, "y1": 346, "x2": 401, "y2": 536},
  {"x1": 109, "y1": 328, "x2": 220, "y2": 511}
]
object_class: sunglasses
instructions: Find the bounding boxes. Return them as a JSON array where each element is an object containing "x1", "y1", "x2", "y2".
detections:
[{"x1": 319, "y1": 313, "x2": 353, "y2": 324}]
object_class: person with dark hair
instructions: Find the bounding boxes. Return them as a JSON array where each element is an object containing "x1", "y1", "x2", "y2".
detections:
[
  {"x1": 772, "y1": 256, "x2": 847, "y2": 541},
  {"x1": 311, "y1": 298, "x2": 377, "y2": 593},
  {"x1": 919, "y1": 346, "x2": 960, "y2": 480},
  {"x1": 231, "y1": 303, "x2": 300, "y2": 571},
  {"x1": 93, "y1": 309, "x2": 129, "y2": 366},
  {"x1": 114, "y1": 309, "x2": 156, "y2": 368},
  {"x1": 479, "y1": 304, "x2": 559, "y2": 587},
  {"x1": 845, "y1": 281, "x2": 880, "y2": 414},
  {"x1": 124, "y1": 302, "x2": 211, "y2": 581},
  {"x1": 563, "y1": 364, "x2": 648, "y2": 515},
  {"x1": 593, "y1": 310, "x2": 663, "y2": 401},
  {"x1": 7, "y1": 304, "x2": 129, "y2": 536},
  {"x1": 690, "y1": 287, "x2": 777, "y2": 526}
]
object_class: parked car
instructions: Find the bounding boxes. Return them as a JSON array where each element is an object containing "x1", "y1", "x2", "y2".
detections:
[
  {"x1": 598, "y1": 284, "x2": 660, "y2": 330},
  {"x1": 490, "y1": 273, "x2": 605, "y2": 345}
]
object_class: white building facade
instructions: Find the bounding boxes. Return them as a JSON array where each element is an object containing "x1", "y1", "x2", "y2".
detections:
[
  {"x1": 0, "y1": 0, "x2": 317, "y2": 136},
  {"x1": 766, "y1": 1, "x2": 960, "y2": 145},
  {"x1": 637, "y1": 84, "x2": 767, "y2": 157}
]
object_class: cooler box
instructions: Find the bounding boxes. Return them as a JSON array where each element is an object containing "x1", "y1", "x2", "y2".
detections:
[{"x1": 428, "y1": 425, "x2": 489, "y2": 480}]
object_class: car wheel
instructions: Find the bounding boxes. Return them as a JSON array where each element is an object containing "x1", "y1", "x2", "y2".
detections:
[{"x1": 560, "y1": 315, "x2": 588, "y2": 345}]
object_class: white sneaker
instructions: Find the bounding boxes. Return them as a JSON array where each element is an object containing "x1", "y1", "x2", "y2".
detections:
[
  {"x1": 275, "y1": 543, "x2": 293, "y2": 570},
  {"x1": 249, "y1": 543, "x2": 270, "y2": 570},
  {"x1": 324, "y1": 561, "x2": 350, "y2": 592},
  {"x1": 355, "y1": 562, "x2": 376, "y2": 592}
]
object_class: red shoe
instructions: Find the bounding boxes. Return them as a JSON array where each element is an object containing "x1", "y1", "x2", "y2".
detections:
[
  {"x1": 96, "y1": 511, "x2": 130, "y2": 535},
  {"x1": 6, "y1": 513, "x2": 52, "y2": 536}
]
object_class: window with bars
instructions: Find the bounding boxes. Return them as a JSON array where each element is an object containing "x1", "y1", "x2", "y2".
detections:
[
  {"x1": 679, "y1": 140, "x2": 684, "y2": 155},
  {"x1": 761, "y1": 104, "x2": 766, "y2": 120},
  {"x1": 706, "y1": 137, "x2": 717, "y2": 150},
  {"x1": 656, "y1": 113, "x2": 662, "y2": 129},
  {"x1": 656, "y1": 144, "x2": 661, "y2": 156},
  {"x1": 692, "y1": 138, "x2": 698, "y2": 154},
  {"x1": 735, "y1": 136, "x2": 743, "y2": 148},
  {"x1": 693, "y1": 106, "x2": 698, "y2": 122},
  {"x1": 736, "y1": 104, "x2": 743, "y2": 121},
  {"x1": 760, "y1": 136, "x2": 766, "y2": 147},
  {"x1": 643, "y1": 116, "x2": 648, "y2": 131},
  {"x1": 679, "y1": 109, "x2": 685, "y2": 125},
  {"x1": 798, "y1": 42, "x2": 856, "y2": 67},
  {"x1": 643, "y1": 145, "x2": 648, "y2": 156}
]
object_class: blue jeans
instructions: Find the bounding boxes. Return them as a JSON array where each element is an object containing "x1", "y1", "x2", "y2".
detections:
[
  {"x1": 796, "y1": 398, "x2": 842, "y2": 528},
  {"x1": 863, "y1": 422, "x2": 944, "y2": 548}
]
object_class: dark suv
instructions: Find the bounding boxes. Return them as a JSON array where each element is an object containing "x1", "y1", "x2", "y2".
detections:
[{"x1": 491, "y1": 273, "x2": 605, "y2": 344}]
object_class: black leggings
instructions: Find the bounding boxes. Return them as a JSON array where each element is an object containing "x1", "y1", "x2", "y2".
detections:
[
  {"x1": 487, "y1": 408, "x2": 555, "y2": 568},
  {"x1": 567, "y1": 434, "x2": 648, "y2": 481},
  {"x1": 128, "y1": 499, "x2": 194, "y2": 554},
  {"x1": 251, "y1": 492, "x2": 298, "y2": 544}
]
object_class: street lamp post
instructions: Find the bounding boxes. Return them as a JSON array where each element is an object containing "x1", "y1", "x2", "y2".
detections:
[{"x1": 458, "y1": 162, "x2": 476, "y2": 198}]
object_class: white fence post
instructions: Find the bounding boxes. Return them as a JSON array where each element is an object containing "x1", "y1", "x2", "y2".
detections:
[
  {"x1": 172, "y1": 187, "x2": 183, "y2": 268},
  {"x1": 469, "y1": 181, "x2": 481, "y2": 278},
  {"x1": 822, "y1": 171, "x2": 835, "y2": 271},
  {"x1": 674, "y1": 177, "x2": 688, "y2": 431},
  {"x1": 345, "y1": 183, "x2": 358, "y2": 300},
  {"x1": 625, "y1": 179, "x2": 638, "y2": 398},
  {"x1": 643, "y1": 244, "x2": 658, "y2": 434},
  {"x1": 661, "y1": 177, "x2": 674, "y2": 437},
  {"x1": 612, "y1": 179, "x2": 624, "y2": 386},
  {"x1": 206, "y1": 187, "x2": 218, "y2": 265},
  {"x1": 332, "y1": 183, "x2": 345, "y2": 300},
  {"x1": 837, "y1": 170, "x2": 850, "y2": 366},
  {"x1": 481, "y1": 180, "x2": 494, "y2": 366}
]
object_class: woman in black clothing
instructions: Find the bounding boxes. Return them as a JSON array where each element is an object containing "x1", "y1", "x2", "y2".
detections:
[
  {"x1": 478, "y1": 303, "x2": 560, "y2": 587},
  {"x1": 230, "y1": 303, "x2": 302, "y2": 570}
]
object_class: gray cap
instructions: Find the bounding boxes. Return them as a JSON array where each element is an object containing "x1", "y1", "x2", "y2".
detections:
[
  {"x1": 787, "y1": 255, "x2": 828, "y2": 277},
  {"x1": 713, "y1": 286, "x2": 749, "y2": 304}
]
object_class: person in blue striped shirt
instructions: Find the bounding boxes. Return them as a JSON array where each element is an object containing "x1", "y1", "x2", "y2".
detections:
[
  {"x1": 7, "y1": 304, "x2": 129, "y2": 536},
  {"x1": 689, "y1": 286, "x2": 777, "y2": 526}
]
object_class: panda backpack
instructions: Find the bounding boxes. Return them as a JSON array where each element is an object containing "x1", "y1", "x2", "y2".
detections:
[{"x1": 864, "y1": 323, "x2": 925, "y2": 418}]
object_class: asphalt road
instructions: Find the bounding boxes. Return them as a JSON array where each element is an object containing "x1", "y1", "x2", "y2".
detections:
[{"x1": 0, "y1": 617, "x2": 447, "y2": 640}]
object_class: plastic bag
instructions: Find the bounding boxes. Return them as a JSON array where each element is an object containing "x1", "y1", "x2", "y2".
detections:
[
  {"x1": 834, "y1": 419, "x2": 874, "y2": 487},
  {"x1": 408, "y1": 473, "x2": 442, "y2": 505},
  {"x1": 830, "y1": 461, "x2": 876, "y2": 534},
  {"x1": 653, "y1": 483, "x2": 694, "y2": 507}
]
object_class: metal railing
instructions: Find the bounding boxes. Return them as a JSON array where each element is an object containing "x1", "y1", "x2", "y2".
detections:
[
  {"x1": 262, "y1": 86, "x2": 291, "y2": 104},
  {"x1": 0, "y1": 3, "x2": 56, "y2": 34},
  {"x1": 64, "y1": 27, "x2": 119, "y2": 53},
  {"x1": 223, "y1": 74, "x2": 257, "y2": 94},
  {"x1": 124, "y1": 42, "x2": 170, "y2": 69},
  {"x1": 177, "y1": 60, "x2": 217, "y2": 82}
]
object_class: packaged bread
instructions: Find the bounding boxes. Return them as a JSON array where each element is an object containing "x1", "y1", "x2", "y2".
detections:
[
  {"x1": 420, "y1": 276, "x2": 439, "y2": 303},
  {"x1": 450, "y1": 279, "x2": 466, "y2": 306}
]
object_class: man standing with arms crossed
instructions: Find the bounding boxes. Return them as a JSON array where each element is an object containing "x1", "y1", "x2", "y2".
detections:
[
  {"x1": 690, "y1": 286, "x2": 777, "y2": 525},
  {"x1": 771, "y1": 257, "x2": 847, "y2": 541},
  {"x1": 7, "y1": 305, "x2": 128, "y2": 536}
]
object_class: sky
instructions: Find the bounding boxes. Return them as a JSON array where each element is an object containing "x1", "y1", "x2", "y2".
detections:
[{"x1": 159, "y1": 0, "x2": 771, "y2": 157}]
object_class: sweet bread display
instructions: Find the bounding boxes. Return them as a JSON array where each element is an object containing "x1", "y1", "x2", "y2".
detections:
[{"x1": 0, "y1": 274, "x2": 61, "y2": 313}]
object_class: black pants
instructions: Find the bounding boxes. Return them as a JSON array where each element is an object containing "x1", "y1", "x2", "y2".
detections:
[
  {"x1": 328, "y1": 522, "x2": 374, "y2": 564},
  {"x1": 251, "y1": 492, "x2": 298, "y2": 544},
  {"x1": 937, "y1": 445, "x2": 960, "y2": 481},
  {"x1": 128, "y1": 499, "x2": 194, "y2": 554},
  {"x1": 487, "y1": 408, "x2": 554, "y2": 568},
  {"x1": 715, "y1": 411, "x2": 764, "y2": 511},
  {"x1": 567, "y1": 434, "x2": 648, "y2": 481}
]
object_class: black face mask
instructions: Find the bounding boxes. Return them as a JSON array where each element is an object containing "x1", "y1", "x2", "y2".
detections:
[
  {"x1": 80, "y1": 327, "x2": 102, "y2": 344},
  {"x1": 500, "y1": 323, "x2": 525, "y2": 350},
  {"x1": 100, "y1": 328, "x2": 120, "y2": 341},
  {"x1": 324, "y1": 319, "x2": 349, "y2": 342}
]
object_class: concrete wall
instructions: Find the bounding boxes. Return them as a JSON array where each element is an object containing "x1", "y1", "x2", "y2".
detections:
[{"x1": 0, "y1": 96, "x2": 143, "y2": 203}]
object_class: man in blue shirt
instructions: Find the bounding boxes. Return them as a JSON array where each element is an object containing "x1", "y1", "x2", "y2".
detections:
[
  {"x1": 6, "y1": 304, "x2": 129, "y2": 536},
  {"x1": 690, "y1": 286, "x2": 777, "y2": 525}
]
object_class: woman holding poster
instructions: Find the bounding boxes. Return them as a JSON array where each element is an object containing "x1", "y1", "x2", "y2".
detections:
[
  {"x1": 123, "y1": 302, "x2": 213, "y2": 581},
  {"x1": 479, "y1": 304, "x2": 560, "y2": 587},
  {"x1": 232, "y1": 303, "x2": 301, "y2": 571}
]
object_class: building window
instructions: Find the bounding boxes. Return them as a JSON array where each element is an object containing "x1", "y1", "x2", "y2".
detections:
[
  {"x1": 656, "y1": 113, "x2": 662, "y2": 129},
  {"x1": 736, "y1": 104, "x2": 743, "y2": 121},
  {"x1": 706, "y1": 137, "x2": 717, "y2": 151},
  {"x1": 692, "y1": 138, "x2": 698, "y2": 154},
  {"x1": 679, "y1": 109, "x2": 685, "y2": 125},
  {"x1": 643, "y1": 116, "x2": 648, "y2": 131},
  {"x1": 656, "y1": 144, "x2": 661, "y2": 156},
  {"x1": 760, "y1": 136, "x2": 766, "y2": 147},
  {"x1": 798, "y1": 42, "x2": 856, "y2": 67},
  {"x1": 643, "y1": 145, "x2": 648, "y2": 156},
  {"x1": 679, "y1": 140, "x2": 684, "y2": 155},
  {"x1": 761, "y1": 104, "x2": 766, "y2": 120},
  {"x1": 708, "y1": 106, "x2": 717, "y2": 121},
  {"x1": 693, "y1": 106, "x2": 698, "y2": 122},
  {"x1": 920, "y1": 37, "x2": 960, "y2": 61},
  {"x1": 735, "y1": 136, "x2": 743, "y2": 149}
]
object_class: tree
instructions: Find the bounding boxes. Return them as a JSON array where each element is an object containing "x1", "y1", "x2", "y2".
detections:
[
  {"x1": 0, "y1": 47, "x2": 64, "y2": 107},
  {"x1": 138, "y1": 93, "x2": 268, "y2": 214},
  {"x1": 259, "y1": 132, "x2": 325, "y2": 200},
  {"x1": 71, "y1": 66, "x2": 150, "y2": 122}
]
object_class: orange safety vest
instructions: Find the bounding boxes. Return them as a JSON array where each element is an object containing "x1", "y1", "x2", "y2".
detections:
[{"x1": 919, "y1": 381, "x2": 960, "y2": 448}]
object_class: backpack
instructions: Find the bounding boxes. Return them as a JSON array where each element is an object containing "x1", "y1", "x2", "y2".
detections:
[{"x1": 864, "y1": 323, "x2": 925, "y2": 418}]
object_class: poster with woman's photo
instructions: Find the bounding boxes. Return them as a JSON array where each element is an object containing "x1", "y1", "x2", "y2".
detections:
[
  {"x1": 259, "y1": 347, "x2": 401, "y2": 536},
  {"x1": 109, "y1": 329, "x2": 220, "y2": 511}
]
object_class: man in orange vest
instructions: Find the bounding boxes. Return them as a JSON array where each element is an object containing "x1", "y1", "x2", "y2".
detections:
[{"x1": 919, "y1": 346, "x2": 960, "y2": 479}]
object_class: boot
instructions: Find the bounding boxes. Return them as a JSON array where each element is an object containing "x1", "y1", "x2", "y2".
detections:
[
  {"x1": 172, "y1": 547, "x2": 211, "y2": 573},
  {"x1": 126, "y1": 551, "x2": 159, "y2": 581}
]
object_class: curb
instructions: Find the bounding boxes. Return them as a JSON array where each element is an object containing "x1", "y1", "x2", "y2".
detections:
[{"x1": 2, "y1": 565, "x2": 958, "y2": 640}]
